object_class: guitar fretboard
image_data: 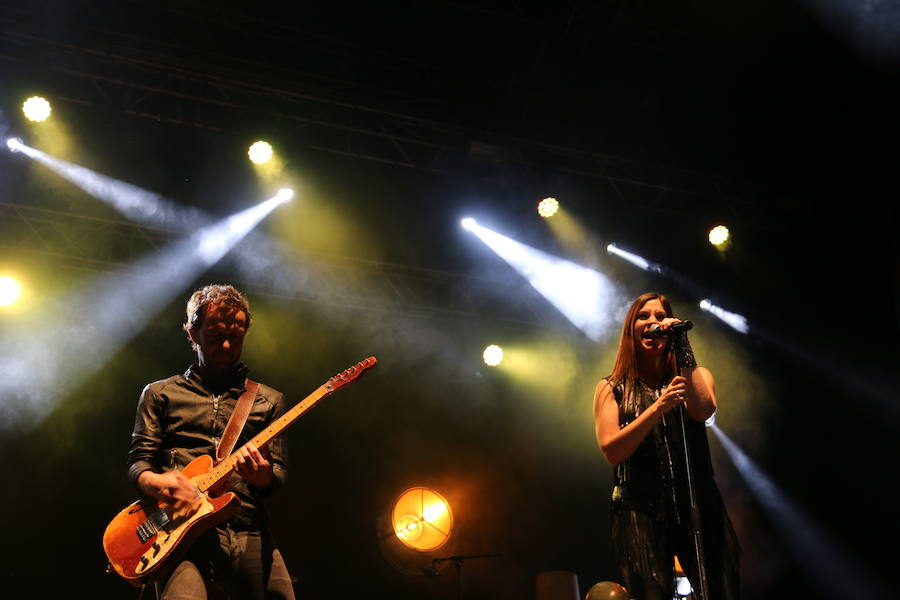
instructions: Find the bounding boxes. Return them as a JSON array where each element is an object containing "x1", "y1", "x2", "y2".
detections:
[{"x1": 195, "y1": 384, "x2": 331, "y2": 493}]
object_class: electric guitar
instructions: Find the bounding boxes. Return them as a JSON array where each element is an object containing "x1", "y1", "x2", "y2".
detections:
[{"x1": 103, "y1": 356, "x2": 377, "y2": 586}]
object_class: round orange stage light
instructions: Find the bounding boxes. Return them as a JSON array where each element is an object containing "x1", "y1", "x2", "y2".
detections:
[{"x1": 391, "y1": 487, "x2": 453, "y2": 552}]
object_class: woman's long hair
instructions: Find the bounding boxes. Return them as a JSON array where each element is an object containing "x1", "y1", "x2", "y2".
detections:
[{"x1": 609, "y1": 292, "x2": 676, "y2": 398}]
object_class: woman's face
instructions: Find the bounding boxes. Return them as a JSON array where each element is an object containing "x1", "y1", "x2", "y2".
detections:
[{"x1": 632, "y1": 298, "x2": 669, "y2": 354}]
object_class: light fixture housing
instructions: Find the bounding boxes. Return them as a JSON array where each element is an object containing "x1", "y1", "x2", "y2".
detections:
[{"x1": 391, "y1": 487, "x2": 453, "y2": 552}]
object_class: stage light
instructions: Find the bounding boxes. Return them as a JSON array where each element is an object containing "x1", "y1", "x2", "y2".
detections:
[
  {"x1": 392, "y1": 487, "x2": 453, "y2": 552},
  {"x1": 708, "y1": 225, "x2": 730, "y2": 247},
  {"x1": 537, "y1": 197, "x2": 559, "y2": 218},
  {"x1": 275, "y1": 187, "x2": 294, "y2": 203},
  {"x1": 466, "y1": 221, "x2": 625, "y2": 341},
  {"x1": 22, "y1": 96, "x2": 51, "y2": 122},
  {"x1": 483, "y1": 344, "x2": 504, "y2": 367},
  {"x1": 461, "y1": 217, "x2": 477, "y2": 231},
  {"x1": 699, "y1": 299, "x2": 749, "y2": 334},
  {"x1": 423, "y1": 500, "x2": 448, "y2": 523},
  {"x1": 6, "y1": 137, "x2": 23, "y2": 152},
  {"x1": 248, "y1": 140, "x2": 273, "y2": 164},
  {"x1": 0, "y1": 276, "x2": 21, "y2": 307}
]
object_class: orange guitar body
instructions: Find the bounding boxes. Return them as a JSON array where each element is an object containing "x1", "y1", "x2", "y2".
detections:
[{"x1": 103, "y1": 454, "x2": 241, "y2": 586}]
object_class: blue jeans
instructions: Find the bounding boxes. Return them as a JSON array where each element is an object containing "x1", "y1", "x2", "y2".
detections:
[{"x1": 157, "y1": 525, "x2": 296, "y2": 600}]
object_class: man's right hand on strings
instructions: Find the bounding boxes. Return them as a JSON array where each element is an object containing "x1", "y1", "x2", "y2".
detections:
[{"x1": 138, "y1": 470, "x2": 202, "y2": 517}]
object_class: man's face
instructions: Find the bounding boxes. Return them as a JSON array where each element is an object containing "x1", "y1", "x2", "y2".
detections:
[{"x1": 190, "y1": 302, "x2": 248, "y2": 372}]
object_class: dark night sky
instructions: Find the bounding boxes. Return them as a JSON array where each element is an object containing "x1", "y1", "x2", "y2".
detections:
[{"x1": 0, "y1": 1, "x2": 898, "y2": 599}]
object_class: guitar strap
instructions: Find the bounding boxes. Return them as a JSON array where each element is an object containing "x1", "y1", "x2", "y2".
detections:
[{"x1": 215, "y1": 379, "x2": 260, "y2": 464}]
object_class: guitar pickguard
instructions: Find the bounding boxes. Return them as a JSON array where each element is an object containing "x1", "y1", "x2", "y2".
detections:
[{"x1": 134, "y1": 495, "x2": 215, "y2": 576}]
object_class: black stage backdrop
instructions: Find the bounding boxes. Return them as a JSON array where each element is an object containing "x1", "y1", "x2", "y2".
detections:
[{"x1": 0, "y1": 2, "x2": 897, "y2": 599}]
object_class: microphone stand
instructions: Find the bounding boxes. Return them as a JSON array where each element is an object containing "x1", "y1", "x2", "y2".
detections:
[
  {"x1": 427, "y1": 553, "x2": 500, "y2": 600},
  {"x1": 673, "y1": 333, "x2": 711, "y2": 600}
]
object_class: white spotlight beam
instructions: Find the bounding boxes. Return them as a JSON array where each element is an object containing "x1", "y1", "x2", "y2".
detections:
[
  {"x1": 607, "y1": 244, "x2": 743, "y2": 327},
  {"x1": 606, "y1": 243, "x2": 665, "y2": 274},
  {"x1": 464, "y1": 219, "x2": 625, "y2": 341},
  {"x1": 711, "y1": 426, "x2": 890, "y2": 600},
  {"x1": 700, "y1": 299, "x2": 749, "y2": 334},
  {"x1": 0, "y1": 194, "x2": 286, "y2": 430},
  {"x1": 9, "y1": 139, "x2": 305, "y2": 305},
  {"x1": 196, "y1": 193, "x2": 288, "y2": 265},
  {"x1": 798, "y1": 0, "x2": 900, "y2": 63},
  {"x1": 10, "y1": 140, "x2": 208, "y2": 230}
]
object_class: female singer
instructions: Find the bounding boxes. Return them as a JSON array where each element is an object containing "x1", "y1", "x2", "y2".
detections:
[{"x1": 593, "y1": 292, "x2": 741, "y2": 599}]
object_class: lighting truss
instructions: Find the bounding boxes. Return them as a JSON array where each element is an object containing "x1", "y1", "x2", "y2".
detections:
[
  {"x1": 0, "y1": 202, "x2": 552, "y2": 328},
  {"x1": 0, "y1": 18, "x2": 760, "y2": 225}
]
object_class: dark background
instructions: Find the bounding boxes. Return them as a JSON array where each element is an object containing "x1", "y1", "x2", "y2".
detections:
[{"x1": 0, "y1": 1, "x2": 898, "y2": 599}]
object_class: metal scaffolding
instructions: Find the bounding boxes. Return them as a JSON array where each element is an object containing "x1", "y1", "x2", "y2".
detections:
[
  {"x1": 0, "y1": 201, "x2": 558, "y2": 329},
  {"x1": 0, "y1": 2, "x2": 763, "y2": 329},
  {"x1": 0, "y1": 1, "x2": 761, "y2": 224}
]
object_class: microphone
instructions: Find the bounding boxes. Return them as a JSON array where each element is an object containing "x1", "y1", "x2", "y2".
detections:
[{"x1": 645, "y1": 321, "x2": 693, "y2": 338}]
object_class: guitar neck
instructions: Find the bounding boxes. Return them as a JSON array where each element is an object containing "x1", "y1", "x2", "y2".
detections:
[{"x1": 196, "y1": 385, "x2": 330, "y2": 493}]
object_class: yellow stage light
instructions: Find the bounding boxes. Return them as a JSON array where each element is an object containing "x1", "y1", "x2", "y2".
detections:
[
  {"x1": 538, "y1": 197, "x2": 559, "y2": 218},
  {"x1": 248, "y1": 140, "x2": 273, "y2": 164},
  {"x1": 709, "y1": 225, "x2": 730, "y2": 247},
  {"x1": 392, "y1": 487, "x2": 453, "y2": 552},
  {"x1": 0, "y1": 276, "x2": 22, "y2": 306},
  {"x1": 23, "y1": 96, "x2": 51, "y2": 122},
  {"x1": 483, "y1": 344, "x2": 503, "y2": 366}
]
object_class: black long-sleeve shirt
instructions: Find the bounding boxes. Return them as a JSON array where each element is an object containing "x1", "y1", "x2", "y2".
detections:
[{"x1": 127, "y1": 362, "x2": 290, "y2": 530}]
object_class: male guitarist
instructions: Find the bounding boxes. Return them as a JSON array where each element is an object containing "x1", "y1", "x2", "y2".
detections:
[{"x1": 126, "y1": 283, "x2": 296, "y2": 599}]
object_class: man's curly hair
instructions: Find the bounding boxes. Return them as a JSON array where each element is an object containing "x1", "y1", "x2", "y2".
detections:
[{"x1": 183, "y1": 284, "x2": 253, "y2": 341}]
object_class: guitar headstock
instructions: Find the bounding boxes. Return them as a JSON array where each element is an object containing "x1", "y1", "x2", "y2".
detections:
[{"x1": 324, "y1": 356, "x2": 377, "y2": 392}]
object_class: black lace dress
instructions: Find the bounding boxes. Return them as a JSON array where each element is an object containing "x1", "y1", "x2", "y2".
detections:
[{"x1": 607, "y1": 377, "x2": 741, "y2": 600}]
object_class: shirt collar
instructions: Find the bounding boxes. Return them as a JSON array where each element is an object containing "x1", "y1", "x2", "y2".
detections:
[{"x1": 185, "y1": 361, "x2": 250, "y2": 395}]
